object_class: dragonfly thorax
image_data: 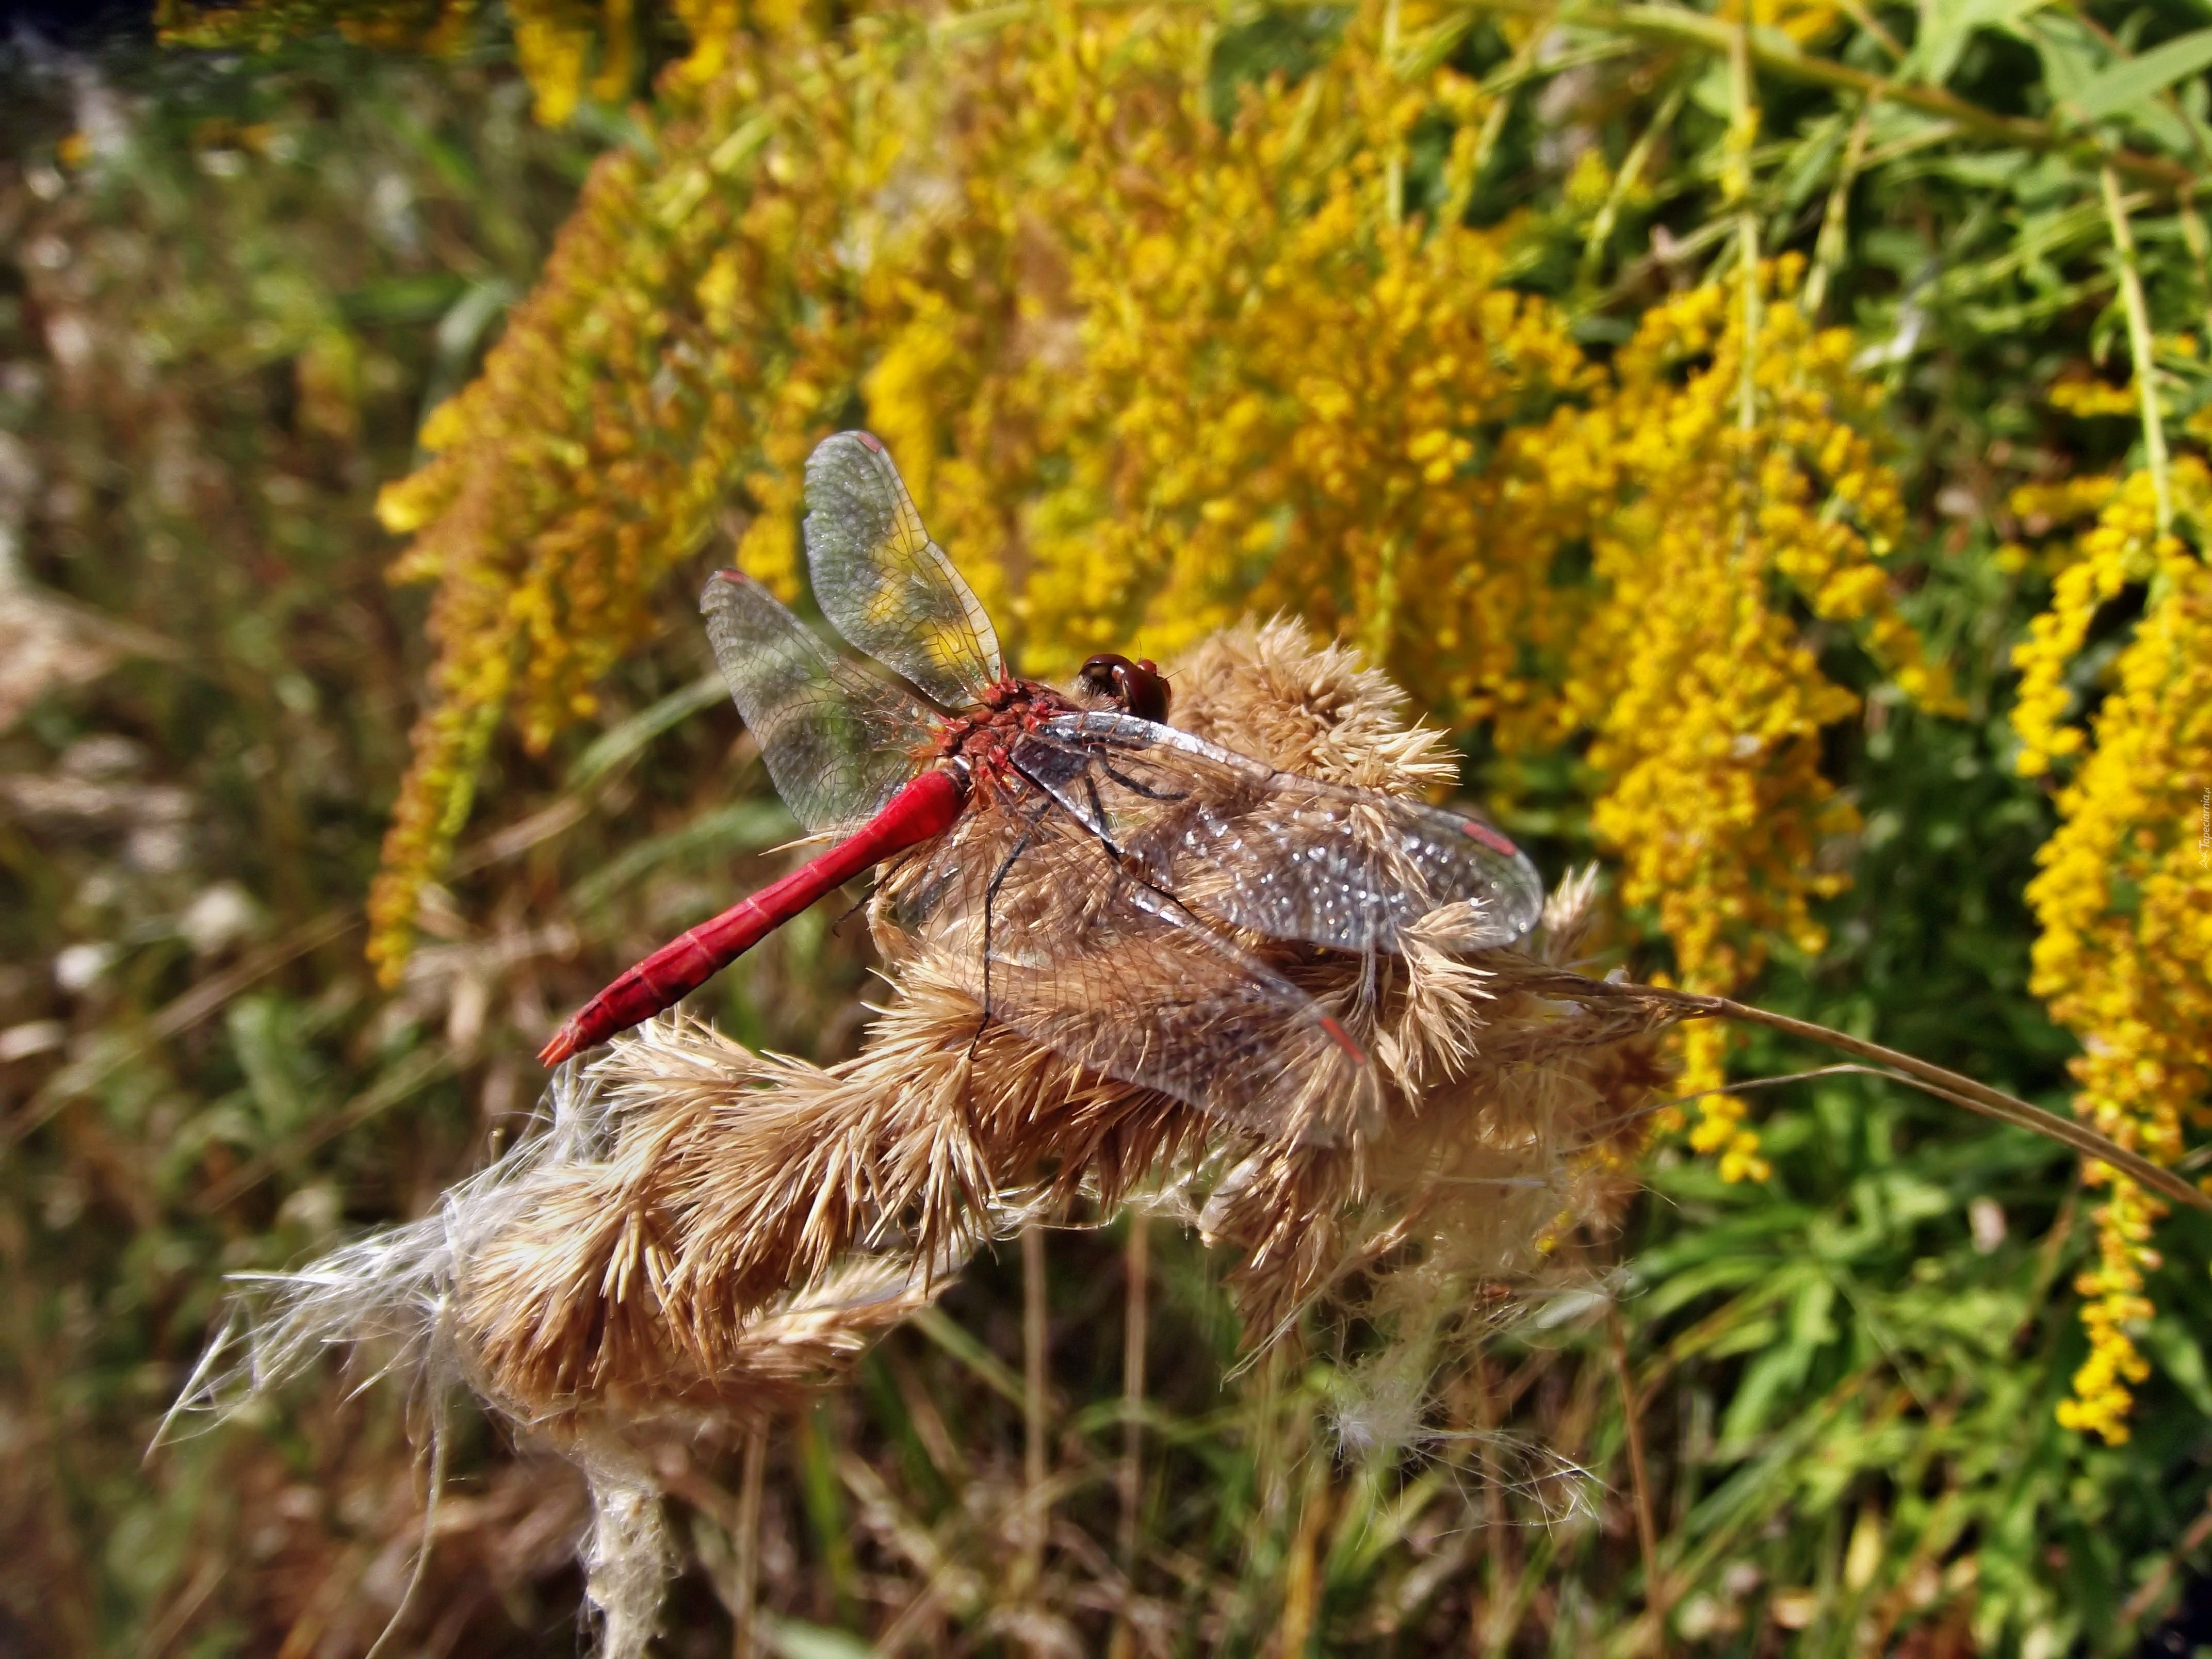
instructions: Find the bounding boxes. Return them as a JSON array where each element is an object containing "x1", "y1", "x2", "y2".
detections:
[{"x1": 936, "y1": 680, "x2": 1080, "y2": 787}]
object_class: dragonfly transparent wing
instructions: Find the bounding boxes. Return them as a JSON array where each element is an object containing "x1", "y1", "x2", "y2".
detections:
[
  {"x1": 1013, "y1": 712, "x2": 1546, "y2": 953},
  {"x1": 892, "y1": 808, "x2": 1377, "y2": 1146},
  {"x1": 802, "y1": 431, "x2": 1003, "y2": 708},
  {"x1": 700, "y1": 570, "x2": 938, "y2": 834}
]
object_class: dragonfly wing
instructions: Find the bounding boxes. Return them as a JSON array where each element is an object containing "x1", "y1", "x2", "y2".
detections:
[
  {"x1": 701, "y1": 570, "x2": 936, "y2": 834},
  {"x1": 1016, "y1": 713, "x2": 1546, "y2": 953},
  {"x1": 802, "y1": 431, "x2": 1004, "y2": 708},
  {"x1": 933, "y1": 817, "x2": 1376, "y2": 1146}
]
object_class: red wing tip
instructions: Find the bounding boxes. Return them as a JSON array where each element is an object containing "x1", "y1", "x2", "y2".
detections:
[
  {"x1": 1319, "y1": 1015, "x2": 1368, "y2": 1066},
  {"x1": 854, "y1": 430, "x2": 884, "y2": 452},
  {"x1": 1461, "y1": 820, "x2": 1521, "y2": 857},
  {"x1": 710, "y1": 567, "x2": 750, "y2": 585}
]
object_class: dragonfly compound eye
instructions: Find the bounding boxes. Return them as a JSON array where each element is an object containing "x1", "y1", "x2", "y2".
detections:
[
  {"x1": 1081, "y1": 653, "x2": 1172, "y2": 723},
  {"x1": 1078, "y1": 654, "x2": 1128, "y2": 701}
]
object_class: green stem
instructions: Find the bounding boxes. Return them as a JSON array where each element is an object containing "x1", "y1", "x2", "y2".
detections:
[
  {"x1": 1730, "y1": 13, "x2": 1760, "y2": 437},
  {"x1": 1468, "y1": 15, "x2": 1552, "y2": 189},
  {"x1": 1385, "y1": 0, "x2": 1404, "y2": 225},
  {"x1": 2177, "y1": 191, "x2": 2212, "y2": 343},
  {"x1": 1803, "y1": 95, "x2": 1875, "y2": 322},
  {"x1": 1446, "y1": 0, "x2": 2198, "y2": 194},
  {"x1": 2102, "y1": 161, "x2": 2173, "y2": 536},
  {"x1": 1579, "y1": 79, "x2": 1686, "y2": 289},
  {"x1": 2055, "y1": 2, "x2": 2212, "y2": 343}
]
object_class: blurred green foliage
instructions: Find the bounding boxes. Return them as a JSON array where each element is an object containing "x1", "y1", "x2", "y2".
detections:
[{"x1": 3, "y1": 2, "x2": 2211, "y2": 1654}]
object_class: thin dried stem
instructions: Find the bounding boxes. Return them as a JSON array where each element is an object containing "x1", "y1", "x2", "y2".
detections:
[
  {"x1": 1277, "y1": 1462, "x2": 1330, "y2": 1657},
  {"x1": 1665, "y1": 987, "x2": 2208, "y2": 1210},
  {"x1": 1832, "y1": 0, "x2": 1904, "y2": 57},
  {"x1": 1508, "y1": 964, "x2": 2208, "y2": 1210},
  {"x1": 1019, "y1": 1224, "x2": 1049, "y2": 1596},
  {"x1": 363, "y1": 1385, "x2": 450, "y2": 1659},
  {"x1": 1472, "y1": 1357, "x2": 1512, "y2": 1658},
  {"x1": 731, "y1": 1427, "x2": 767, "y2": 1659},
  {"x1": 1609, "y1": 1309, "x2": 1667, "y2": 1648},
  {"x1": 1118, "y1": 1212, "x2": 1149, "y2": 1583},
  {"x1": 2118, "y1": 1487, "x2": 2212, "y2": 1627}
]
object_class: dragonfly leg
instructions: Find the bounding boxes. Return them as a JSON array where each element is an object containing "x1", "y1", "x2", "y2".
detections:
[
  {"x1": 1096, "y1": 758, "x2": 1190, "y2": 804},
  {"x1": 1009, "y1": 753, "x2": 1190, "y2": 918},
  {"x1": 972, "y1": 802, "x2": 1050, "y2": 1054},
  {"x1": 1003, "y1": 753, "x2": 1370, "y2": 1078},
  {"x1": 1082, "y1": 771, "x2": 1112, "y2": 849}
]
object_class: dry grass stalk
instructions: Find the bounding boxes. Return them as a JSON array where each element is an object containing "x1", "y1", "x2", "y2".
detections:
[
  {"x1": 1117, "y1": 1210, "x2": 1149, "y2": 1581},
  {"x1": 217, "y1": 619, "x2": 2132, "y2": 1649},
  {"x1": 1019, "y1": 1224, "x2": 1050, "y2": 1597},
  {"x1": 177, "y1": 619, "x2": 1689, "y2": 1649},
  {"x1": 424, "y1": 623, "x2": 1673, "y2": 1453}
]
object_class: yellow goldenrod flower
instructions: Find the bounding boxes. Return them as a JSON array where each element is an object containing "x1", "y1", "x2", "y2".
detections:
[
  {"x1": 365, "y1": 5, "x2": 1955, "y2": 1207},
  {"x1": 2010, "y1": 458, "x2": 2212, "y2": 1440}
]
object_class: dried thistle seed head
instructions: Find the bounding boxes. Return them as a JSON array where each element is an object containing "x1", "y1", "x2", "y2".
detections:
[
  {"x1": 307, "y1": 623, "x2": 1662, "y2": 1421},
  {"x1": 191, "y1": 621, "x2": 1674, "y2": 1651},
  {"x1": 1167, "y1": 617, "x2": 1462, "y2": 795}
]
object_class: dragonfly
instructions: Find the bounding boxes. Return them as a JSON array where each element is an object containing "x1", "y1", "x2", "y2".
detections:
[{"x1": 539, "y1": 431, "x2": 1546, "y2": 1145}]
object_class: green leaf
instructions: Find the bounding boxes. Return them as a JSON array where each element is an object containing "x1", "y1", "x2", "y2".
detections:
[
  {"x1": 2018, "y1": 12, "x2": 2108, "y2": 109},
  {"x1": 566, "y1": 800, "x2": 795, "y2": 912},
  {"x1": 1909, "y1": 0, "x2": 2053, "y2": 86},
  {"x1": 2141, "y1": 1319, "x2": 2212, "y2": 1418},
  {"x1": 909, "y1": 1306, "x2": 1027, "y2": 1409},
  {"x1": 2070, "y1": 27, "x2": 2212, "y2": 120},
  {"x1": 338, "y1": 272, "x2": 467, "y2": 325},
  {"x1": 565, "y1": 670, "x2": 728, "y2": 790}
]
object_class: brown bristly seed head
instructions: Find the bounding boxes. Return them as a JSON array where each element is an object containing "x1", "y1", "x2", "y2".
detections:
[
  {"x1": 440, "y1": 621, "x2": 1666, "y2": 1425},
  {"x1": 1169, "y1": 618, "x2": 1463, "y2": 797},
  {"x1": 193, "y1": 620, "x2": 1673, "y2": 1653}
]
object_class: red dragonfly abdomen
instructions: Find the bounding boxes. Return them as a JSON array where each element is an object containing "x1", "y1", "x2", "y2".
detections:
[{"x1": 539, "y1": 768, "x2": 966, "y2": 1065}]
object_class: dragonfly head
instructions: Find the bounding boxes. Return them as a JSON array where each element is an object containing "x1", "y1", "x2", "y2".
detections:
[{"x1": 1079, "y1": 654, "x2": 1172, "y2": 724}]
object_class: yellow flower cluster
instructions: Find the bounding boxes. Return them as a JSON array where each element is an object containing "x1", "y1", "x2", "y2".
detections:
[
  {"x1": 1526, "y1": 268, "x2": 1960, "y2": 1169},
  {"x1": 505, "y1": 0, "x2": 741, "y2": 122},
  {"x1": 2009, "y1": 459, "x2": 2212, "y2": 1443},
  {"x1": 2048, "y1": 379, "x2": 2142, "y2": 419},
  {"x1": 155, "y1": 0, "x2": 473, "y2": 52},
  {"x1": 508, "y1": 0, "x2": 632, "y2": 125},
  {"x1": 368, "y1": 7, "x2": 853, "y2": 981},
  {"x1": 1723, "y1": 0, "x2": 1847, "y2": 43},
  {"x1": 159, "y1": 0, "x2": 744, "y2": 118},
  {"x1": 962, "y1": 7, "x2": 1594, "y2": 702},
  {"x1": 364, "y1": 0, "x2": 1954, "y2": 1203}
]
